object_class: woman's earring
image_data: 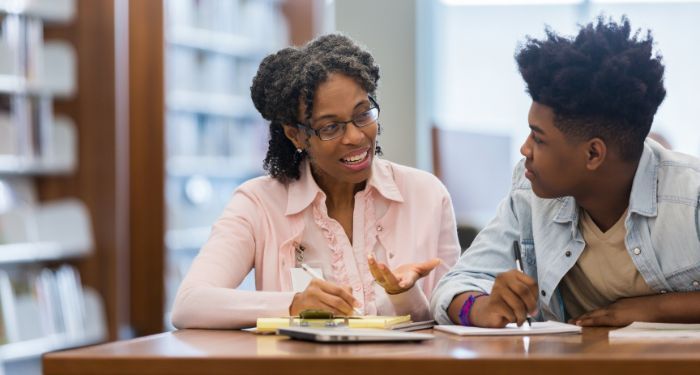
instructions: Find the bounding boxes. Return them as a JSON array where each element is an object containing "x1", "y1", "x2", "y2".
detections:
[{"x1": 294, "y1": 147, "x2": 304, "y2": 162}]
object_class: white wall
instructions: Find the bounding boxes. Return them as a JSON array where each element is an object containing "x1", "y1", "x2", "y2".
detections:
[{"x1": 334, "y1": 0, "x2": 418, "y2": 168}]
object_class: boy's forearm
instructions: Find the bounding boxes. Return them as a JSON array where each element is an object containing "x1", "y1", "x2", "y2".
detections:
[
  {"x1": 656, "y1": 291, "x2": 700, "y2": 323},
  {"x1": 447, "y1": 291, "x2": 484, "y2": 325}
]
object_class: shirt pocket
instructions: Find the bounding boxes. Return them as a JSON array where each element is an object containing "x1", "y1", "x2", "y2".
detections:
[{"x1": 664, "y1": 263, "x2": 700, "y2": 292}]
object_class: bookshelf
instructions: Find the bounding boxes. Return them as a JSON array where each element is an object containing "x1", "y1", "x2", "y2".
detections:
[
  {"x1": 162, "y1": 0, "x2": 289, "y2": 327},
  {"x1": 0, "y1": 0, "x2": 107, "y2": 372}
]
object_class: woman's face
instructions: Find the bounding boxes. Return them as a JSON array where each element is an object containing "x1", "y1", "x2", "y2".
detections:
[{"x1": 285, "y1": 73, "x2": 378, "y2": 187}]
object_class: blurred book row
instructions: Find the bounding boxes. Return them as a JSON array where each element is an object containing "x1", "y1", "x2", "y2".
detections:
[
  {"x1": 0, "y1": 179, "x2": 105, "y2": 362},
  {"x1": 0, "y1": 0, "x2": 76, "y2": 174},
  {"x1": 0, "y1": 265, "x2": 105, "y2": 359}
]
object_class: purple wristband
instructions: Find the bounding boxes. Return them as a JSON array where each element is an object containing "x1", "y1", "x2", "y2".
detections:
[{"x1": 458, "y1": 292, "x2": 489, "y2": 326}]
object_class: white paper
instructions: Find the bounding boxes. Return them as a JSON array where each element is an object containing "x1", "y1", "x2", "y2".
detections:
[
  {"x1": 289, "y1": 267, "x2": 323, "y2": 293},
  {"x1": 435, "y1": 320, "x2": 582, "y2": 336},
  {"x1": 609, "y1": 322, "x2": 700, "y2": 340}
]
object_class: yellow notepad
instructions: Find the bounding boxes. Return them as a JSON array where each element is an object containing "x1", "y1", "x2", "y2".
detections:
[{"x1": 256, "y1": 315, "x2": 411, "y2": 333}]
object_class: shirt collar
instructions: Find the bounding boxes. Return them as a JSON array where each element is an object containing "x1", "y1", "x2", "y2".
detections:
[
  {"x1": 627, "y1": 139, "x2": 658, "y2": 217},
  {"x1": 284, "y1": 158, "x2": 404, "y2": 216}
]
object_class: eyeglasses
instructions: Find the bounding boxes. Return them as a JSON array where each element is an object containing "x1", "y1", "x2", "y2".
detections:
[{"x1": 296, "y1": 97, "x2": 380, "y2": 141}]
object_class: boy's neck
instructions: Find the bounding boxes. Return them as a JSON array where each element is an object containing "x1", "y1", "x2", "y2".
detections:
[{"x1": 576, "y1": 159, "x2": 639, "y2": 232}]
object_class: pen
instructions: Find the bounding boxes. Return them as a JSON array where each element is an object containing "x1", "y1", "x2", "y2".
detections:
[
  {"x1": 300, "y1": 263, "x2": 363, "y2": 316},
  {"x1": 512, "y1": 241, "x2": 533, "y2": 327}
]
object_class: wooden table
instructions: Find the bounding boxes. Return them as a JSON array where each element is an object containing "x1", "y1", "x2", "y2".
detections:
[{"x1": 43, "y1": 328, "x2": 700, "y2": 375}]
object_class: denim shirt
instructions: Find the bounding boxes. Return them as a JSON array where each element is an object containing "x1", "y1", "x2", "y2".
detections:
[{"x1": 431, "y1": 139, "x2": 700, "y2": 324}]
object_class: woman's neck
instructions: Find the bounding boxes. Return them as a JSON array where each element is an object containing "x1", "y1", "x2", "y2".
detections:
[{"x1": 310, "y1": 165, "x2": 366, "y2": 210}]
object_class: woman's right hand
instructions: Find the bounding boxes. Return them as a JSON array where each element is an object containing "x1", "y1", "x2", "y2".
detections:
[{"x1": 289, "y1": 278, "x2": 359, "y2": 316}]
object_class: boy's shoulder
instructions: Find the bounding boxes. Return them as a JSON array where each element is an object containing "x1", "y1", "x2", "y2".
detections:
[{"x1": 648, "y1": 140, "x2": 700, "y2": 195}]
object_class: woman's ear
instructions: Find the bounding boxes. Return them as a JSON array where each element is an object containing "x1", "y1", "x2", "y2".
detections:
[
  {"x1": 585, "y1": 138, "x2": 607, "y2": 171},
  {"x1": 282, "y1": 124, "x2": 303, "y2": 149}
]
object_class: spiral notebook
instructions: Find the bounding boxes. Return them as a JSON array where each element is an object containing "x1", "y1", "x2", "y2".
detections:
[{"x1": 435, "y1": 320, "x2": 581, "y2": 336}]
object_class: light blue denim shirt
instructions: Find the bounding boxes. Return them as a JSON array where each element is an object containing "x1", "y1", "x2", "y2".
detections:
[{"x1": 431, "y1": 139, "x2": 700, "y2": 324}]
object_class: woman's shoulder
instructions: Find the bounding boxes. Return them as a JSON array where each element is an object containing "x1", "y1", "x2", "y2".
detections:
[
  {"x1": 376, "y1": 159, "x2": 449, "y2": 197},
  {"x1": 234, "y1": 174, "x2": 289, "y2": 201}
]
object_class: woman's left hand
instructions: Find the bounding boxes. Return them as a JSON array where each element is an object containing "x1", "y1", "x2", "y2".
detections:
[{"x1": 367, "y1": 254, "x2": 441, "y2": 295}]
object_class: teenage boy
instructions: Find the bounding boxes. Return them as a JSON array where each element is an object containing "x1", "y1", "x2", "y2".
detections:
[{"x1": 431, "y1": 17, "x2": 700, "y2": 327}]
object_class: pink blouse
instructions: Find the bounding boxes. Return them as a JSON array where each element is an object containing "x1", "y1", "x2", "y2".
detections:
[{"x1": 171, "y1": 158, "x2": 460, "y2": 329}]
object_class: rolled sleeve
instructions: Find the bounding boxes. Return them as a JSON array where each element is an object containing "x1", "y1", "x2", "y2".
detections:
[{"x1": 430, "y1": 162, "x2": 529, "y2": 324}]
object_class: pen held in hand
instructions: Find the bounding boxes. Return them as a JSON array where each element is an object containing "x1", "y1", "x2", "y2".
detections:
[
  {"x1": 300, "y1": 263, "x2": 364, "y2": 316},
  {"x1": 512, "y1": 240, "x2": 533, "y2": 327},
  {"x1": 300, "y1": 262, "x2": 323, "y2": 280}
]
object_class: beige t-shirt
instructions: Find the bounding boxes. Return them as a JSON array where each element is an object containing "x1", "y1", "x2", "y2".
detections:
[{"x1": 560, "y1": 209, "x2": 653, "y2": 319}]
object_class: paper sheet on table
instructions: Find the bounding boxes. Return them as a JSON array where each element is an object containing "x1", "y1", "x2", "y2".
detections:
[
  {"x1": 435, "y1": 320, "x2": 581, "y2": 336},
  {"x1": 609, "y1": 322, "x2": 700, "y2": 340}
]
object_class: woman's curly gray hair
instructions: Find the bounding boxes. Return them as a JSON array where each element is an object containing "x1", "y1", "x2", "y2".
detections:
[{"x1": 251, "y1": 34, "x2": 381, "y2": 183}]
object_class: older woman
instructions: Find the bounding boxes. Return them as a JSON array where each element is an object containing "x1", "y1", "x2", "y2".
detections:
[{"x1": 171, "y1": 34, "x2": 459, "y2": 329}]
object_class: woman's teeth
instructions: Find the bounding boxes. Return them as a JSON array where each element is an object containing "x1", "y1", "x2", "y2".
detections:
[{"x1": 341, "y1": 151, "x2": 368, "y2": 164}]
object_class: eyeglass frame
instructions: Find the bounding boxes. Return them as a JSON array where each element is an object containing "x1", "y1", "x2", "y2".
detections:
[{"x1": 295, "y1": 96, "x2": 380, "y2": 141}]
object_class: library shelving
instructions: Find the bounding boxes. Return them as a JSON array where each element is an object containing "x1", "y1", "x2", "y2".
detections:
[{"x1": 0, "y1": 0, "x2": 107, "y2": 373}]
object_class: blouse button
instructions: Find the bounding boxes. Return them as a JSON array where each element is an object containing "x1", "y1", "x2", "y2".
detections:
[
  {"x1": 660, "y1": 290, "x2": 668, "y2": 294},
  {"x1": 565, "y1": 250, "x2": 572, "y2": 257},
  {"x1": 541, "y1": 290, "x2": 546, "y2": 297},
  {"x1": 389, "y1": 252, "x2": 394, "y2": 259},
  {"x1": 693, "y1": 281, "x2": 699, "y2": 288},
  {"x1": 376, "y1": 225, "x2": 383, "y2": 232},
  {"x1": 633, "y1": 247, "x2": 641, "y2": 255}
]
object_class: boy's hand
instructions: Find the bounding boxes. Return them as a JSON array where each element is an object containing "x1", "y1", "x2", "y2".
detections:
[
  {"x1": 471, "y1": 270, "x2": 539, "y2": 327},
  {"x1": 572, "y1": 295, "x2": 660, "y2": 327}
]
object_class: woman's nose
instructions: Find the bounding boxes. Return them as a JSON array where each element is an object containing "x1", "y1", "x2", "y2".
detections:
[{"x1": 341, "y1": 122, "x2": 366, "y2": 144}]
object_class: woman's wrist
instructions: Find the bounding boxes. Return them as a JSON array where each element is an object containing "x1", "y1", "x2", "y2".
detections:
[{"x1": 289, "y1": 292, "x2": 301, "y2": 315}]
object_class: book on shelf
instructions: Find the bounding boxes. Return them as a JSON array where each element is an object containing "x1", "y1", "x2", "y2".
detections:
[{"x1": 0, "y1": 269, "x2": 19, "y2": 343}]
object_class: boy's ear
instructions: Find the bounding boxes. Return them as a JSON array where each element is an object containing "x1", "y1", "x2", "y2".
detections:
[
  {"x1": 282, "y1": 124, "x2": 303, "y2": 149},
  {"x1": 585, "y1": 138, "x2": 607, "y2": 171}
]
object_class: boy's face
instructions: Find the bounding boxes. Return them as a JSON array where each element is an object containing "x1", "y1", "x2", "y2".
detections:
[{"x1": 520, "y1": 102, "x2": 589, "y2": 199}]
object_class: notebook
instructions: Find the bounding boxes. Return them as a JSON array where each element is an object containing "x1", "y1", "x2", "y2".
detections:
[
  {"x1": 609, "y1": 322, "x2": 700, "y2": 340},
  {"x1": 435, "y1": 320, "x2": 582, "y2": 336},
  {"x1": 278, "y1": 326, "x2": 434, "y2": 342},
  {"x1": 391, "y1": 320, "x2": 436, "y2": 332},
  {"x1": 256, "y1": 315, "x2": 412, "y2": 333}
]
